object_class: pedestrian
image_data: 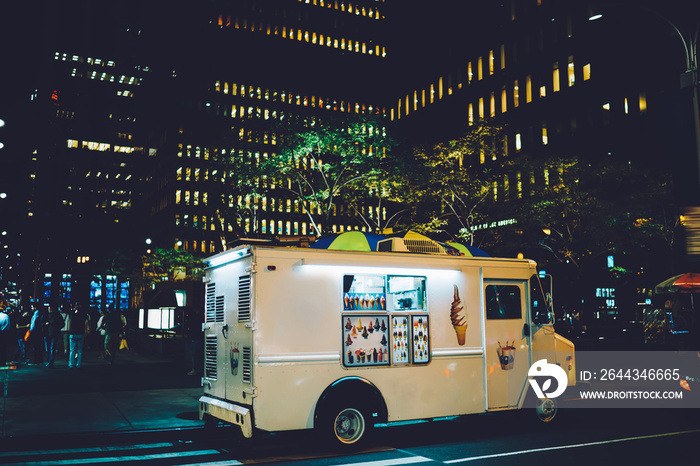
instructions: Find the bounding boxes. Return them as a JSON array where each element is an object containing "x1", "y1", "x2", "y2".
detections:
[
  {"x1": 59, "y1": 306, "x2": 71, "y2": 355},
  {"x1": 96, "y1": 310, "x2": 108, "y2": 359},
  {"x1": 103, "y1": 306, "x2": 124, "y2": 364},
  {"x1": 12, "y1": 307, "x2": 31, "y2": 363},
  {"x1": 0, "y1": 308, "x2": 9, "y2": 366},
  {"x1": 68, "y1": 303, "x2": 90, "y2": 369},
  {"x1": 184, "y1": 307, "x2": 203, "y2": 376},
  {"x1": 29, "y1": 306, "x2": 45, "y2": 365},
  {"x1": 42, "y1": 306, "x2": 63, "y2": 368}
]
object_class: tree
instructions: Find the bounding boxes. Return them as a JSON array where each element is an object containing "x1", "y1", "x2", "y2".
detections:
[
  {"x1": 396, "y1": 122, "x2": 504, "y2": 244},
  {"x1": 501, "y1": 155, "x2": 676, "y2": 277},
  {"x1": 251, "y1": 115, "x2": 396, "y2": 235}
]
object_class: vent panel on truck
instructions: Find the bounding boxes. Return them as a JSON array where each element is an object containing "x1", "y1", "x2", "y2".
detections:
[
  {"x1": 242, "y1": 346, "x2": 252, "y2": 384},
  {"x1": 205, "y1": 283, "x2": 225, "y2": 323},
  {"x1": 204, "y1": 335, "x2": 217, "y2": 379},
  {"x1": 238, "y1": 275, "x2": 251, "y2": 322}
]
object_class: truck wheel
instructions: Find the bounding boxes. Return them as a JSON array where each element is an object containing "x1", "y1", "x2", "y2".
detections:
[
  {"x1": 323, "y1": 404, "x2": 373, "y2": 447},
  {"x1": 535, "y1": 398, "x2": 557, "y2": 423}
]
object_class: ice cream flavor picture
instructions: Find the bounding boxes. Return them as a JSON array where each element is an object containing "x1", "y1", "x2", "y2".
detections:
[
  {"x1": 342, "y1": 315, "x2": 390, "y2": 367},
  {"x1": 497, "y1": 341, "x2": 516, "y2": 370},
  {"x1": 450, "y1": 284, "x2": 468, "y2": 346}
]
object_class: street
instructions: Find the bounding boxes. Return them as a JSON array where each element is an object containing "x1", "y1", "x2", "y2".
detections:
[{"x1": 1, "y1": 407, "x2": 697, "y2": 465}]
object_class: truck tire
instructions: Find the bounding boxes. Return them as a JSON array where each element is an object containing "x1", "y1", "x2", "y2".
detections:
[
  {"x1": 321, "y1": 402, "x2": 374, "y2": 448},
  {"x1": 535, "y1": 397, "x2": 557, "y2": 423}
]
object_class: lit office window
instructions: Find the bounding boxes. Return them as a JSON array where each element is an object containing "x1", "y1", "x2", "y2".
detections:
[
  {"x1": 526, "y1": 75, "x2": 532, "y2": 103},
  {"x1": 639, "y1": 92, "x2": 647, "y2": 113},
  {"x1": 500, "y1": 44, "x2": 506, "y2": 69},
  {"x1": 553, "y1": 62, "x2": 560, "y2": 92},
  {"x1": 430, "y1": 84, "x2": 435, "y2": 104},
  {"x1": 490, "y1": 92, "x2": 496, "y2": 117},
  {"x1": 513, "y1": 80, "x2": 519, "y2": 107},
  {"x1": 515, "y1": 133, "x2": 522, "y2": 151},
  {"x1": 516, "y1": 171, "x2": 522, "y2": 198},
  {"x1": 540, "y1": 86, "x2": 546, "y2": 98},
  {"x1": 583, "y1": 64, "x2": 591, "y2": 80},
  {"x1": 479, "y1": 97, "x2": 485, "y2": 118},
  {"x1": 478, "y1": 56, "x2": 483, "y2": 80},
  {"x1": 624, "y1": 98, "x2": 629, "y2": 114},
  {"x1": 501, "y1": 87, "x2": 507, "y2": 113},
  {"x1": 542, "y1": 124, "x2": 548, "y2": 145},
  {"x1": 489, "y1": 50, "x2": 494, "y2": 74},
  {"x1": 468, "y1": 103, "x2": 474, "y2": 125},
  {"x1": 567, "y1": 56, "x2": 575, "y2": 86},
  {"x1": 468, "y1": 61, "x2": 473, "y2": 83}
]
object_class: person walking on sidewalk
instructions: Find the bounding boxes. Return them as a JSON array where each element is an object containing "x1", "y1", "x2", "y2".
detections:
[
  {"x1": 29, "y1": 306, "x2": 45, "y2": 365},
  {"x1": 0, "y1": 308, "x2": 9, "y2": 366},
  {"x1": 12, "y1": 307, "x2": 30, "y2": 363},
  {"x1": 42, "y1": 306, "x2": 63, "y2": 368},
  {"x1": 68, "y1": 303, "x2": 90, "y2": 369},
  {"x1": 103, "y1": 306, "x2": 124, "y2": 365},
  {"x1": 59, "y1": 306, "x2": 71, "y2": 356}
]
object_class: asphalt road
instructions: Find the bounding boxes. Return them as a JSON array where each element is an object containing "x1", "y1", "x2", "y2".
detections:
[{"x1": 1, "y1": 407, "x2": 697, "y2": 465}]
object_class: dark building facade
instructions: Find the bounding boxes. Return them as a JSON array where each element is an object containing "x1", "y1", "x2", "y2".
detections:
[{"x1": 1, "y1": 0, "x2": 698, "y2": 325}]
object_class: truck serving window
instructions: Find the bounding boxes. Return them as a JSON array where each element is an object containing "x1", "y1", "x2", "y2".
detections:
[
  {"x1": 485, "y1": 284, "x2": 522, "y2": 320},
  {"x1": 342, "y1": 274, "x2": 429, "y2": 368}
]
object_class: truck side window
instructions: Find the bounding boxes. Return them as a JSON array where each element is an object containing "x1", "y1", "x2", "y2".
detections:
[{"x1": 485, "y1": 285, "x2": 522, "y2": 319}]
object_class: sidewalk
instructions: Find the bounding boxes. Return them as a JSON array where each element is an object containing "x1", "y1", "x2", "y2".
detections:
[{"x1": 0, "y1": 347, "x2": 205, "y2": 440}]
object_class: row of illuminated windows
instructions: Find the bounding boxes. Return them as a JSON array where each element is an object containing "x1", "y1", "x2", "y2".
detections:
[
  {"x1": 68, "y1": 68, "x2": 141, "y2": 85},
  {"x1": 298, "y1": 0, "x2": 385, "y2": 18},
  {"x1": 56, "y1": 50, "x2": 150, "y2": 74},
  {"x1": 213, "y1": 80, "x2": 386, "y2": 116},
  {"x1": 395, "y1": 50, "x2": 586, "y2": 121},
  {"x1": 175, "y1": 213, "x2": 380, "y2": 243},
  {"x1": 490, "y1": 166, "x2": 568, "y2": 203},
  {"x1": 67, "y1": 139, "x2": 157, "y2": 156},
  {"x1": 467, "y1": 59, "x2": 589, "y2": 122},
  {"x1": 85, "y1": 171, "x2": 132, "y2": 180},
  {"x1": 95, "y1": 199, "x2": 132, "y2": 210},
  {"x1": 55, "y1": 52, "x2": 116, "y2": 67},
  {"x1": 217, "y1": 15, "x2": 386, "y2": 57}
]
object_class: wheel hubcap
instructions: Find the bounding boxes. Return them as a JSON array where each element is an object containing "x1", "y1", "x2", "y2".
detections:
[
  {"x1": 334, "y1": 408, "x2": 365, "y2": 444},
  {"x1": 536, "y1": 398, "x2": 557, "y2": 422}
]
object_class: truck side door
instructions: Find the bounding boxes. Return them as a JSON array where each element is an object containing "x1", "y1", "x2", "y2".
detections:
[{"x1": 483, "y1": 280, "x2": 531, "y2": 409}]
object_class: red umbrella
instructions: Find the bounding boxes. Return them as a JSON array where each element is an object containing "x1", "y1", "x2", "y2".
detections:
[
  {"x1": 655, "y1": 273, "x2": 700, "y2": 294},
  {"x1": 655, "y1": 273, "x2": 700, "y2": 310}
]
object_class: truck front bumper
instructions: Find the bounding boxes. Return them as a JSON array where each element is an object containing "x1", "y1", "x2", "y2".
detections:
[{"x1": 199, "y1": 395, "x2": 253, "y2": 438}]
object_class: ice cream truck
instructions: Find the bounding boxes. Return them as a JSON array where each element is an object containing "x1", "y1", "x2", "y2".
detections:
[{"x1": 198, "y1": 240, "x2": 576, "y2": 446}]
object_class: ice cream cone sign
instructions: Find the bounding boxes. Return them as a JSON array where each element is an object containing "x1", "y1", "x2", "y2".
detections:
[
  {"x1": 450, "y1": 285, "x2": 468, "y2": 345},
  {"x1": 497, "y1": 341, "x2": 516, "y2": 370}
]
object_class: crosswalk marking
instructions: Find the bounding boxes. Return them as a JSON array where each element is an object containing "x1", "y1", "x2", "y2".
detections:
[
  {"x1": 3, "y1": 449, "x2": 223, "y2": 465},
  {"x1": 334, "y1": 456, "x2": 434, "y2": 466},
  {"x1": 0, "y1": 442, "x2": 175, "y2": 458}
]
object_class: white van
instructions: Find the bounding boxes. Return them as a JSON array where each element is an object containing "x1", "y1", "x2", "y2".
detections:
[{"x1": 198, "y1": 241, "x2": 575, "y2": 446}]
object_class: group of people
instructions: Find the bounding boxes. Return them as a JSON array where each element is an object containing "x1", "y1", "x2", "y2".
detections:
[{"x1": 0, "y1": 304, "x2": 126, "y2": 369}]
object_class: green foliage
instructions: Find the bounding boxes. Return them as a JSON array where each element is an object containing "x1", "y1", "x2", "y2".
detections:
[
  {"x1": 394, "y1": 122, "x2": 504, "y2": 243},
  {"x1": 257, "y1": 114, "x2": 397, "y2": 234},
  {"x1": 143, "y1": 249, "x2": 204, "y2": 283},
  {"x1": 503, "y1": 155, "x2": 676, "y2": 270}
]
